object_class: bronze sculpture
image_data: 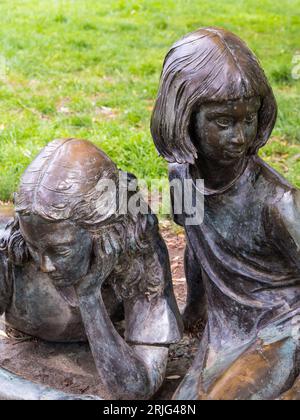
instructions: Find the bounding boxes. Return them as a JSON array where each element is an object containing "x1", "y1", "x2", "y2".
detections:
[
  {"x1": 0, "y1": 138, "x2": 182, "y2": 400},
  {"x1": 151, "y1": 27, "x2": 300, "y2": 400}
]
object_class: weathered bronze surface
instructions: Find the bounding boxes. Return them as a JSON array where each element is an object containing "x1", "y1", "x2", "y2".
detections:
[
  {"x1": 151, "y1": 27, "x2": 300, "y2": 400},
  {"x1": 0, "y1": 138, "x2": 182, "y2": 400}
]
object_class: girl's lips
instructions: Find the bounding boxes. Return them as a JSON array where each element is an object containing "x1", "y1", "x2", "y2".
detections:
[
  {"x1": 49, "y1": 273, "x2": 62, "y2": 278},
  {"x1": 49, "y1": 274, "x2": 65, "y2": 282},
  {"x1": 225, "y1": 148, "x2": 245, "y2": 158},
  {"x1": 49, "y1": 273, "x2": 76, "y2": 288}
]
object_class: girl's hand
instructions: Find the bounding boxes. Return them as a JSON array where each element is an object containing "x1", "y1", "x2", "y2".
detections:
[{"x1": 75, "y1": 243, "x2": 117, "y2": 297}]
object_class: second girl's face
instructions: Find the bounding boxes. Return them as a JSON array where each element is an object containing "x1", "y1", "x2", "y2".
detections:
[
  {"x1": 19, "y1": 215, "x2": 93, "y2": 288},
  {"x1": 192, "y1": 97, "x2": 261, "y2": 165}
]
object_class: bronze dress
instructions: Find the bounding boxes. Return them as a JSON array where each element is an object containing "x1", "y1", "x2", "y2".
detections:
[{"x1": 170, "y1": 155, "x2": 300, "y2": 400}]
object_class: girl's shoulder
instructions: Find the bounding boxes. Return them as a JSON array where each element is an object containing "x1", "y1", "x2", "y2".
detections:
[
  {"x1": 270, "y1": 187, "x2": 300, "y2": 228},
  {"x1": 254, "y1": 156, "x2": 294, "y2": 193},
  {"x1": 253, "y1": 156, "x2": 299, "y2": 219}
]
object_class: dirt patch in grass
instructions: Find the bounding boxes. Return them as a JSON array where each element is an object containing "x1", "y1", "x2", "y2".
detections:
[{"x1": 94, "y1": 105, "x2": 119, "y2": 120}]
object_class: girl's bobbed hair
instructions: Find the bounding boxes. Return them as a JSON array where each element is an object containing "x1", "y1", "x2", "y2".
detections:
[{"x1": 151, "y1": 27, "x2": 277, "y2": 164}]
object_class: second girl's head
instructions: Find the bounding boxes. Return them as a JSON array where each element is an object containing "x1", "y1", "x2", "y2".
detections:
[{"x1": 151, "y1": 27, "x2": 277, "y2": 165}]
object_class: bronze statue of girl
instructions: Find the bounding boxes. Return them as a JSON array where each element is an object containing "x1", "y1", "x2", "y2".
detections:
[
  {"x1": 152, "y1": 27, "x2": 300, "y2": 400},
  {"x1": 0, "y1": 138, "x2": 182, "y2": 400}
]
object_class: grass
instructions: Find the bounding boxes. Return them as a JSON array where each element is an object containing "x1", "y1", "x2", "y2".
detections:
[{"x1": 0, "y1": 0, "x2": 299, "y2": 200}]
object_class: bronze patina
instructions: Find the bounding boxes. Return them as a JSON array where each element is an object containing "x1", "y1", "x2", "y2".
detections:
[
  {"x1": 151, "y1": 27, "x2": 300, "y2": 400},
  {"x1": 0, "y1": 139, "x2": 182, "y2": 400}
]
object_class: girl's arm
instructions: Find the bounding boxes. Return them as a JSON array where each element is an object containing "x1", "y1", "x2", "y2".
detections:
[
  {"x1": 77, "y1": 291, "x2": 168, "y2": 400},
  {"x1": 74, "y1": 231, "x2": 180, "y2": 400},
  {"x1": 183, "y1": 244, "x2": 207, "y2": 331}
]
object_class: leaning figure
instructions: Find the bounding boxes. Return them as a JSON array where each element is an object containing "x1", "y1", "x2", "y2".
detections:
[
  {"x1": 151, "y1": 27, "x2": 300, "y2": 400},
  {"x1": 0, "y1": 138, "x2": 182, "y2": 400}
]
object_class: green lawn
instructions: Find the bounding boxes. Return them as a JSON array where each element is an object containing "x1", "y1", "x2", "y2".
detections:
[{"x1": 0, "y1": 0, "x2": 299, "y2": 200}]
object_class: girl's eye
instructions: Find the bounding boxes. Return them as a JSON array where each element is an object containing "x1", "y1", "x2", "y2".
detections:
[
  {"x1": 47, "y1": 247, "x2": 72, "y2": 258},
  {"x1": 215, "y1": 118, "x2": 232, "y2": 128},
  {"x1": 58, "y1": 249, "x2": 72, "y2": 257},
  {"x1": 245, "y1": 114, "x2": 256, "y2": 124}
]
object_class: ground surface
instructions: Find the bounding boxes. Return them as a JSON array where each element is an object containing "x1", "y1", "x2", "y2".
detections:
[
  {"x1": 0, "y1": 0, "x2": 300, "y2": 200},
  {"x1": 0, "y1": 215, "x2": 200, "y2": 400}
]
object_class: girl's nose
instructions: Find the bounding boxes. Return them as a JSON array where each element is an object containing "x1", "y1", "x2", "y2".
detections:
[
  {"x1": 40, "y1": 255, "x2": 56, "y2": 273},
  {"x1": 232, "y1": 124, "x2": 246, "y2": 146}
]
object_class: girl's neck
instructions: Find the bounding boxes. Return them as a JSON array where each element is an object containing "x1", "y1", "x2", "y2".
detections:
[{"x1": 193, "y1": 155, "x2": 247, "y2": 191}]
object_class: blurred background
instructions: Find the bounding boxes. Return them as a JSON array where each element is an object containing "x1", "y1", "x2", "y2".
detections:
[{"x1": 0, "y1": 0, "x2": 299, "y2": 201}]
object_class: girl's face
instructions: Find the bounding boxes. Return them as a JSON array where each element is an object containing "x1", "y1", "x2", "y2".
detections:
[
  {"x1": 192, "y1": 97, "x2": 261, "y2": 166},
  {"x1": 19, "y1": 215, "x2": 93, "y2": 288}
]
